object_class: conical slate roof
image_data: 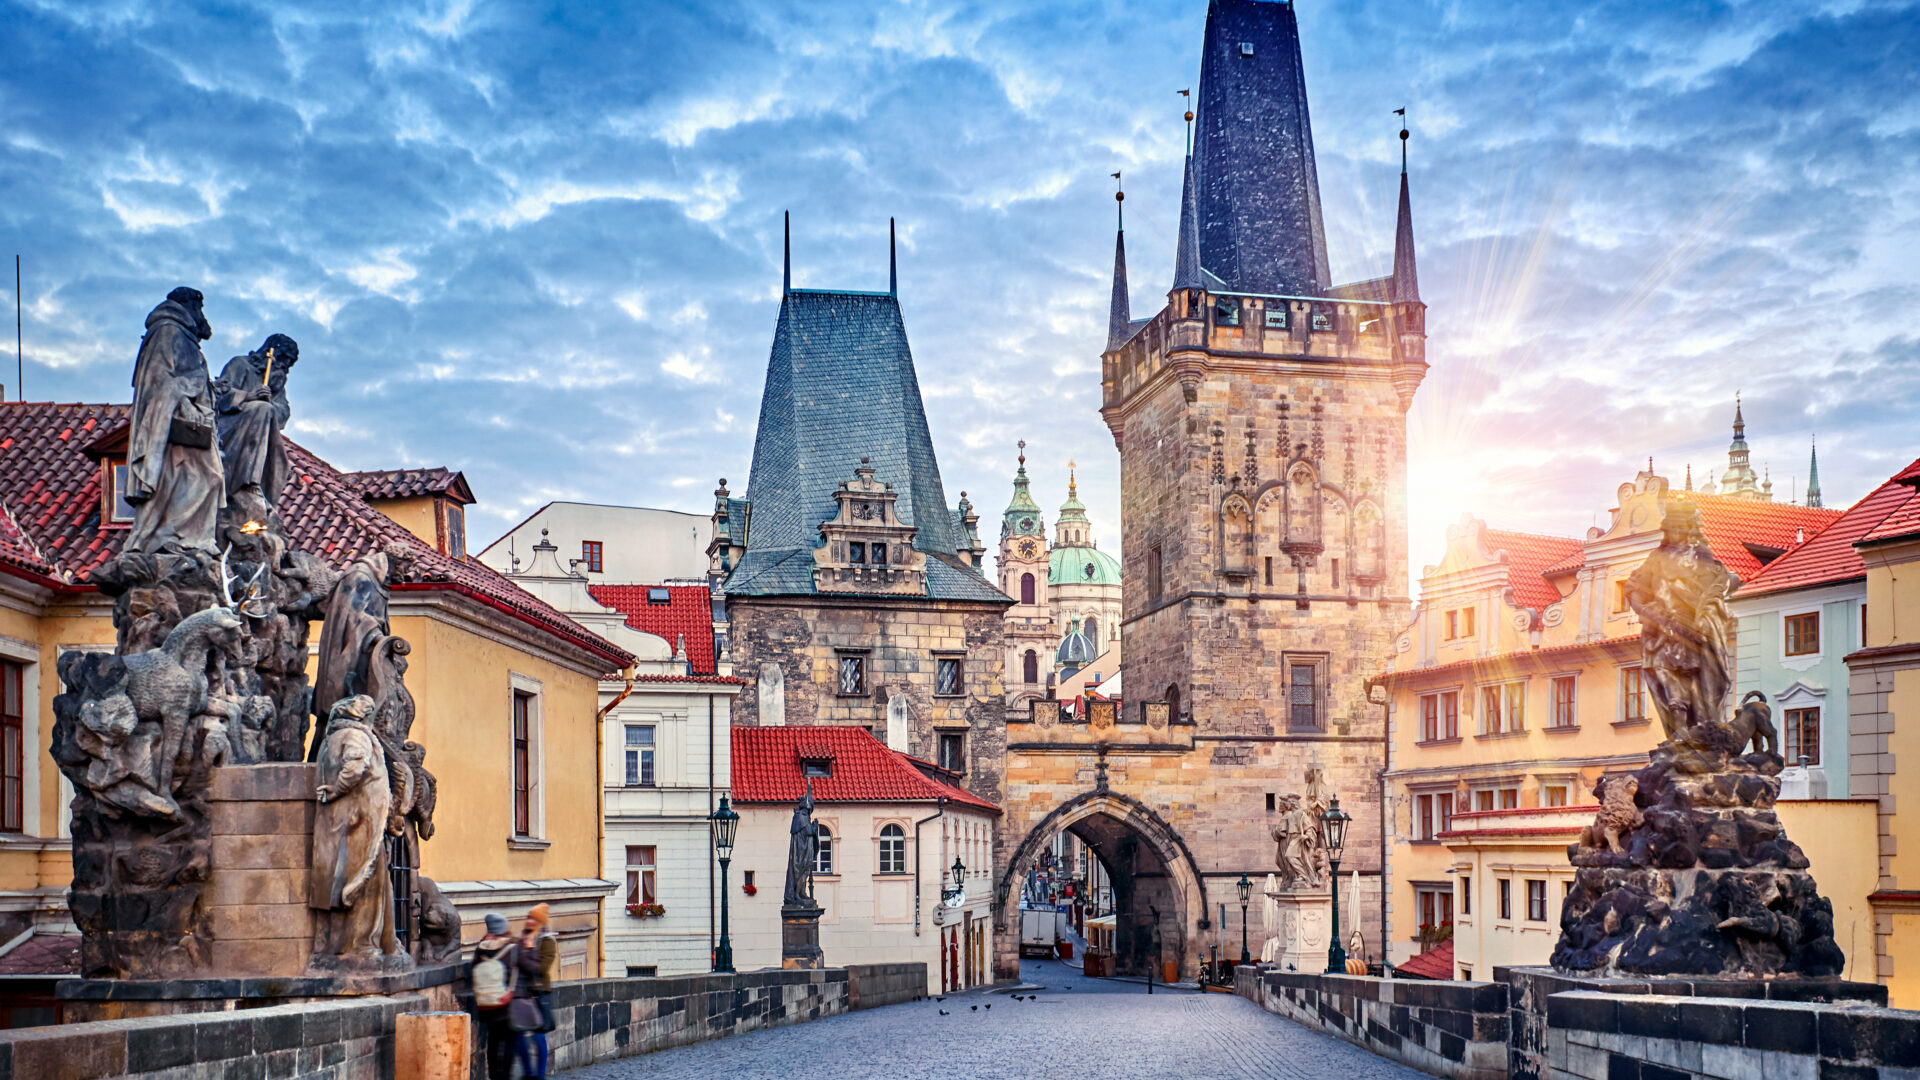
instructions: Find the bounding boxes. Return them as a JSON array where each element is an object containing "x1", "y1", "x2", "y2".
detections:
[
  {"x1": 727, "y1": 288, "x2": 1003, "y2": 602},
  {"x1": 1193, "y1": 0, "x2": 1331, "y2": 296}
]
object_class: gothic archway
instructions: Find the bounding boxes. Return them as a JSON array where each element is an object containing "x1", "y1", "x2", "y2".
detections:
[{"x1": 996, "y1": 789, "x2": 1208, "y2": 979}]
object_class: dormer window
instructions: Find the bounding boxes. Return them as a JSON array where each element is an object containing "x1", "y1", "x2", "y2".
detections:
[
  {"x1": 802, "y1": 759, "x2": 833, "y2": 779},
  {"x1": 101, "y1": 459, "x2": 136, "y2": 526},
  {"x1": 446, "y1": 504, "x2": 466, "y2": 559},
  {"x1": 647, "y1": 587, "x2": 671, "y2": 605},
  {"x1": 849, "y1": 541, "x2": 866, "y2": 564},
  {"x1": 871, "y1": 542, "x2": 887, "y2": 565}
]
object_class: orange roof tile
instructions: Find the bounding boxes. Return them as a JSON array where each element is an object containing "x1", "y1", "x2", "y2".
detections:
[
  {"x1": 1736, "y1": 460, "x2": 1920, "y2": 597},
  {"x1": 1397, "y1": 939, "x2": 1453, "y2": 980},
  {"x1": 730, "y1": 725, "x2": 998, "y2": 812},
  {"x1": 1483, "y1": 529, "x2": 1582, "y2": 610},
  {"x1": 588, "y1": 584, "x2": 716, "y2": 674},
  {"x1": 1678, "y1": 492, "x2": 1845, "y2": 581}
]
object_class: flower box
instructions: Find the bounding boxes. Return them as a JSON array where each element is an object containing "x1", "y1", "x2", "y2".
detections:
[{"x1": 626, "y1": 903, "x2": 666, "y2": 919}]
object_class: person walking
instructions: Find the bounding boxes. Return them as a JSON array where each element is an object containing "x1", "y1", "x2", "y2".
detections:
[
  {"x1": 471, "y1": 914, "x2": 522, "y2": 1080},
  {"x1": 515, "y1": 903, "x2": 560, "y2": 1079}
]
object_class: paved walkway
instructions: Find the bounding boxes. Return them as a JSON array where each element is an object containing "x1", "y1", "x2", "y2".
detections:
[{"x1": 564, "y1": 960, "x2": 1426, "y2": 1080}]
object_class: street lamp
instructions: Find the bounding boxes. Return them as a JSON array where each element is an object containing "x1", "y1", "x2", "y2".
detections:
[
  {"x1": 711, "y1": 796, "x2": 739, "y2": 973},
  {"x1": 942, "y1": 858, "x2": 966, "y2": 904},
  {"x1": 1322, "y1": 795, "x2": 1351, "y2": 974},
  {"x1": 1236, "y1": 874, "x2": 1253, "y2": 967}
]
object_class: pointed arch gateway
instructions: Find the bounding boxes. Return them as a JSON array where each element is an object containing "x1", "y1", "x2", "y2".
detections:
[{"x1": 997, "y1": 789, "x2": 1209, "y2": 979}]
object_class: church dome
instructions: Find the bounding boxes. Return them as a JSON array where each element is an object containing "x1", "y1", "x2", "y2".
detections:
[
  {"x1": 1057, "y1": 620, "x2": 1097, "y2": 666},
  {"x1": 1050, "y1": 545, "x2": 1121, "y2": 587}
]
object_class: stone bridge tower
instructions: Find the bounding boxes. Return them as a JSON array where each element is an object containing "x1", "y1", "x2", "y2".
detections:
[{"x1": 996, "y1": 0, "x2": 1427, "y2": 981}]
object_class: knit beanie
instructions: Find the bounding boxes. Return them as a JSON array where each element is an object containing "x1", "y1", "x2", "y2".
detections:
[
  {"x1": 484, "y1": 913, "x2": 508, "y2": 935},
  {"x1": 528, "y1": 903, "x2": 551, "y2": 929}
]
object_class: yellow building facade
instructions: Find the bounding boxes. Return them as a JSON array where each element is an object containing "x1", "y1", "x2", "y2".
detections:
[
  {"x1": 0, "y1": 403, "x2": 631, "y2": 979},
  {"x1": 1378, "y1": 470, "x2": 1865, "y2": 977}
]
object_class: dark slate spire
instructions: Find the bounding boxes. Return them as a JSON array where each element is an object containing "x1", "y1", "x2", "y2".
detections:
[
  {"x1": 1391, "y1": 120, "x2": 1421, "y2": 304},
  {"x1": 1107, "y1": 182, "x2": 1131, "y2": 351},
  {"x1": 1193, "y1": 0, "x2": 1331, "y2": 296},
  {"x1": 1172, "y1": 152, "x2": 1203, "y2": 290},
  {"x1": 1807, "y1": 437, "x2": 1823, "y2": 509}
]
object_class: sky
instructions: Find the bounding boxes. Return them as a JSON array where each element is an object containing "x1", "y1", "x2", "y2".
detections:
[{"x1": 4, "y1": 0, "x2": 1918, "y2": 582}]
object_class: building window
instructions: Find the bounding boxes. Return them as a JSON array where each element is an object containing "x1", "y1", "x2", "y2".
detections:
[
  {"x1": 1265, "y1": 307, "x2": 1288, "y2": 329},
  {"x1": 1415, "y1": 792, "x2": 1454, "y2": 840},
  {"x1": 1620, "y1": 667, "x2": 1646, "y2": 723},
  {"x1": 104, "y1": 461, "x2": 138, "y2": 524},
  {"x1": 625, "y1": 845, "x2": 656, "y2": 906},
  {"x1": 1543, "y1": 784, "x2": 1569, "y2": 807},
  {"x1": 1785, "y1": 707, "x2": 1821, "y2": 765},
  {"x1": 1445, "y1": 607, "x2": 1476, "y2": 640},
  {"x1": 1264, "y1": 556, "x2": 1273, "y2": 586},
  {"x1": 1785, "y1": 612, "x2": 1820, "y2": 657},
  {"x1": 1331, "y1": 558, "x2": 1341, "y2": 589},
  {"x1": 1084, "y1": 621, "x2": 1099, "y2": 654},
  {"x1": 1021, "y1": 649, "x2": 1039, "y2": 685},
  {"x1": 1420, "y1": 691, "x2": 1458, "y2": 742},
  {"x1": 1499, "y1": 787, "x2": 1519, "y2": 810},
  {"x1": 1526, "y1": 879, "x2": 1548, "y2": 922},
  {"x1": 1550, "y1": 677, "x2": 1577, "y2": 729},
  {"x1": 878, "y1": 823, "x2": 907, "y2": 874},
  {"x1": 1311, "y1": 313, "x2": 1332, "y2": 331},
  {"x1": 872, "y1": 542, "x2": 888, "y2": 565},
  {"x1": 1460, "y1": 875, "x2": 1472, "y2": 916},
  {"x1": 1147, "y1": 545, "x2": 1163, "y2": 601},
  {"x1": 627, "y1": 965, "x2": 658, "y2": 977},
  {"x1": 849, "y1": 541, "x2": 866, "y2": 564},
  {"x1": 802, "y1": 758, "x2": 833, "y2": 779},
  {"x1": 1266, "y1": 793, "x2": 1277, "y2": 812},
  {"x1": 1481, "y1": 682, "x2": 1525, "y2": 735},
  {"x1": 1286, "y1": 658, "x2": 1321, "y2": 731},
  {"x1": 814, "y1": 827, "x2": 835, "y2": 875},
  {"x1": 512, "y1": 688, "x2": 535, "y2": 837},
  {"x1": 1498, "y1": 878, "x2": 1512, "y2": 920},
  {"x1": 1214, "y1": 296, "x2": 1239, "y2": 326},
  {"x1": 1415, "y1": 885, "x2": 1453, "y2": 938},
  {"x1": 837, "y1": 654, "x2": 868, "y2": 696},
  {"x1": 624, "y1": 726, "x2": 655, "y2": 787},
  {"x1": 447, "y1": 504, "x2": 466, "y2": 559},
  {"x1": 582, "y1": 540, "x2": 604, "y2": 574},
  {"x1": 936, "y1": 657, "x2": 964, "y2": 697},
  {"x1": 0, "y1": 661, "x2": 21, "y2": 833},
  {"x1": 938, "y1": 732, "x2": 965, "y2": 773},
  {"x1": 1612, "y1": 580, "x2": 1630, "y2": 613},
  {"x1": 1020, "y1": 572, "x2": 1036, "y2": 605}
]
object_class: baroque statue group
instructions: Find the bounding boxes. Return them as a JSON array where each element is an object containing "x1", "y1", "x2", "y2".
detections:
[{"x1": 50, "y1": 286, "x2": 453, "y2": 980}]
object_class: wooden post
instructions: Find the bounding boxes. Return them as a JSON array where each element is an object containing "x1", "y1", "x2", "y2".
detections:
[{"x1": 396, "y1": 1012, "x2": 470, "y2": 1080}]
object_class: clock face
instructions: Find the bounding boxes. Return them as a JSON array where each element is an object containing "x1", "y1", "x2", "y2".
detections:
[{"x1": 1017, "y1": 538, "x2": 1041, "y2": 560}]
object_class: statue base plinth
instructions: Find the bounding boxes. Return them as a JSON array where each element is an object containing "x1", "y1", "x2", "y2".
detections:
[
  {"x1": 781, "y1": 903, "x2": 824, "y2": 970},
  {"x1": 1259, "y1": 889, "x2": 1331, "y2": 973}
]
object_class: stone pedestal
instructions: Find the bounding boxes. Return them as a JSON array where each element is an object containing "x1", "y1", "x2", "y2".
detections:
[
  {"x1": 1259, "y1": 890, "x2": 1330, "y2": 973},
  {"x1": 206, "y1": 763, "x2": 316, "y2": 977},
  {"x1": 396, "y1": 1010, "x2": 471, "y2": 1080},
  {"x1": 782, "y1": 903, "x2": 823, "y2": 969}
]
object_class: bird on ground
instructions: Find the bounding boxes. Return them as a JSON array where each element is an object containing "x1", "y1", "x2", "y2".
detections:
[
  {"x1": 939, "y1": 1010, "x2": 949, "y2": 1016},
  {"x1": 985, "y1": 1003, "x2": 991, "y2": 1010},
  {"x1": 970, "y1": 1005, "x2": 978, "y2": 1011},
  {"x1": 935, "y1": 997, "x2": 945, "y2": 1002}
]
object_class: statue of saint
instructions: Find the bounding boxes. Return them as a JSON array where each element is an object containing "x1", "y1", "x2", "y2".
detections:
[
  {"x1": 1269, "y1": 767, "x2": 1331, "y2": 890},
  {"x1": 784, "y1": 779, "x2": 824, "y2": 908},
  {"x1": 311, "y1": 542, "x2": 414, "y2": 755},
  {"x1": 213, "y1": 333, "x2": 298, "y2": 511},
  {"x1": 125, "y1": 287, "x2": 224, "y2": 555},
  {"x1": 1625, "y1": 502, "x2": 1734, "y2": 740},
  {"x1": 309, "y1": 695, "x2": 401, "y2": 965}
]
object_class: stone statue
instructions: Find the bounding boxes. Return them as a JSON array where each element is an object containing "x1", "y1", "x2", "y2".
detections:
[
  {"x1": 126, "y1": 287, "x2": 225, "y2": 555},
  {"x1": 1555, "y1": 503, "x2": 1844, "y2": 978},
  {"x1": 311, "y1": 541, "x2": 414, "y2": 753},
  {"x1": 213, "y1": 334, "x2": 297, "y2": 508},
  {"x1": 1268, "y1": 767, "x2": 1330, "y2": 891},
  {"x1": 414, "y1": 876, "x2": 463, "y2": 964},
  {"x1": 309, "y1": 695, "x2": 402, "y2": 968},
  {"x1": 784, "y1": 778, "x2": 824, "y2": 908}
]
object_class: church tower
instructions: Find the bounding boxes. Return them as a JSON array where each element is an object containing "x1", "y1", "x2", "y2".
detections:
[
  {"x1": 1096, "y1": 0, "x2": 1424, "y2": 946},
  {"x1": 998, "y1": 442, "x2": 1055, "y2": 703},
  {"x1": 1716, "y1": 396, "x2": 1772, "y2": 500}
]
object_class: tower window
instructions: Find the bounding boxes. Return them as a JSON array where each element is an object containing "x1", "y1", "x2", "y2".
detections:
[
  {"x1": 1264, "y1": 556, "x2": 1273, "y2": 586},
  {"x1": 1148, "y1": 545, "x2": 1163, "y2": 601},
  {"x1": 1022, "y1": 650, "x2": 1039, "y2": 685},
  {"x1": 1265, "y1": 308, "x2": 1288, "y2": 330},
  {"x1": 837, "y1": 654, "x2": 868, "y2": 696},
  {"x1": 936, "y1": 657, "x2": 964, "y2": 697},
  {"x1": 1020, "y1": 572, "x2": 1036, "y2": 605},
  {"x1": 872, "y1": 542, "x2": 888, "y2": 565},
  {"x1": 849, "y1": 541, "x2": 866, "y2": 564},
  {"x1": 1311, "y1": 313, "x2": 1332, "y2": 331},
  {"x1": 1214, "y1": 297, "x2": 1239, "y2": 326}
]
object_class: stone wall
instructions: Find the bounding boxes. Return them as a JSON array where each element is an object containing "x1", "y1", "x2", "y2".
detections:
[
  {"x1": 845, "y1": 962, "x2": 926, "y2": 1010},
  {"x1": 206, "y1": 763, "x2": 317, "y2": 977},
  {"x1": 1235, "y1": 967, "x2": 1509, "y2": 1079},
  {"x1": 1546, "y1": 989, "x2": 1920, "y2": 1079}
]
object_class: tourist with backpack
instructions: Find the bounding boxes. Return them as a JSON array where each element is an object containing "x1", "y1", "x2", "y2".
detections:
[
  {"x1": 515, "y1": 903, "x2": 560, "y2": 1079},
  {"x1": 471, "y1": 914, "x2": 523, "y2": 1080}
]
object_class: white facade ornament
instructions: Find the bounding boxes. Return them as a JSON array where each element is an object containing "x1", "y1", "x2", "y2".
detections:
[{"x1": 759, "y1": 662, "x2": 786, "y2": 727}]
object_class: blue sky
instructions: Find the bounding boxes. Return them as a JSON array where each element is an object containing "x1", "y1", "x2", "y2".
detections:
[{"x1": 4, "y1": 0, "x2": 1918, "y2": 575}]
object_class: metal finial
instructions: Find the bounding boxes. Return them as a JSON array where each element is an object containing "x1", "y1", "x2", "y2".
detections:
[
  {"x1": 1395, "y1": 107, "x2": 1409, "y2": 173},
  {"x1": 783, "y1": 211, "x2": 791, "y2": 295}
]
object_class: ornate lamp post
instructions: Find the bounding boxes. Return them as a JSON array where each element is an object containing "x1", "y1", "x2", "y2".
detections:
[
  {"x1": 1322, "y1": 796, "x2": 1351, "y2": 974},
  {"x1": 711, "y1": 796, "x2": 739, "y2": 973},
  {"x1": 942, "y1": 858, "x2": 967, "y2": 904},
  {"x1": 1236, "y1": 874, "x2": 1253, "y2": 966}
]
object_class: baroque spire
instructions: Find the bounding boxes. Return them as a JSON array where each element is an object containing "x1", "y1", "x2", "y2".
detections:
[
  {"x1": 1391, "y1": 116, "x2": 1421, "y2": 305},
  {"x1": 1172, "y1": 150, "x2": 1203, "y2": 291},
  {"x1": 1807, "y1": 437, "x2": 1823, "y2": 509},
  {"x1": 1107, "y1": 174, "x2": 1131, "y2": 351},
  {"x1": 1001, "y1": 440, "x2": 1044, "y2": 539}
]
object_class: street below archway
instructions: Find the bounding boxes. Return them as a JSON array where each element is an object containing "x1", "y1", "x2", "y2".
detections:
[{"x1": 562, "y1": 960, "x2": 1426, "y2": 1080}]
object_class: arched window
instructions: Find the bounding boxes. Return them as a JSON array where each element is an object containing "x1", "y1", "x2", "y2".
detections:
[
  {"x1": 1020, "y1": 572, "x2": 1036, "y2": 605},
  {"x1": 879, "y1": 823, "x2": 907, "y2": 874},
  {"x1": 1084, "y1": 620, "x2": 1099, "y2": 654},
  {"x1": 1022, "y1": 650, "x2": 1039, "y2": 685},
  {"x1": 814, "y1": 826, "x2": 835, "y2": 875},
  {"x1": 1166, "y1": 683, "x2": 1181, "y2": 721}
]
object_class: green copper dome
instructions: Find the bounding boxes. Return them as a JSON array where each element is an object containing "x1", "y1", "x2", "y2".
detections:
[
  {"x1": 1050, "y1": 545, "x2": 1121, "y2": 587},
  {"x1": 1001, "y1": 441, "x2": 1044, "y2": 539}
]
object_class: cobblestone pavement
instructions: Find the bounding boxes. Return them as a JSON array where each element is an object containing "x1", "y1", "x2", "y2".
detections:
[{"x1": 563, "y1": 960, "x2": 1427, "y2": 1080}]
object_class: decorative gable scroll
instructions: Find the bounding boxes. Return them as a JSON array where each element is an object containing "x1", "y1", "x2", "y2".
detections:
[{"x1": 813, "y1": 459, "x2": 928, "y2": 595}]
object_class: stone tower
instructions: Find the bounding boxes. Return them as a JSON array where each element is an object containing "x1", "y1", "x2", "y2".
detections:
[
  {"x1": 1083, "y1": 0, "x2": 1424, "y2": 966},
  {"x1": 999, "y1": 443, "x2": 1055, "y2": 707}
]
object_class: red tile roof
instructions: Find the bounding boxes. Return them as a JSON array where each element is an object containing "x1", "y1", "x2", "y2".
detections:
[
  {"x1": 0, "y1": 932, "x2": 80, "y2": 975},
  {"x1": 343, "y1": 467, "x2": 475, "y2": 505},
  {"x1": 1858, "y1": 489, "x2": 1920, "y2": 545},
  {"x1": 730, "y1": 725, "x2": 998, "y2": 812},
  {"x1": 0, "y1": 401, "x2": 631, "y2": 668},
  {"x1": 1483, "y1": 529, "x2": 1582, "y2": 610},
  {"x1": 1396, "y1": 939, "x2": 1453, "y2": 980},
  {"x1": 0, "y1": 501, "x2": 53, "y2": 581},
  {"x1": 632, "y1": 673, "x2": 746, "y2": 686},
  {"x1": 1681, "y1": 492, "x2": 1845, "y2": 581},
  {"x1": 1736, "y1": 463, "x2": 1920, "y2": 597},
  {"x1": 588, "y1": 585, "x2": 716, "y2": 674}
]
